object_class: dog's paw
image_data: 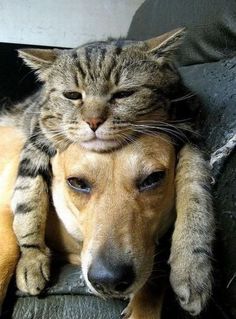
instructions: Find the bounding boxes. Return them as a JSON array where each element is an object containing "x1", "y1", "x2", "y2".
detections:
[
  {"x1": 16, "y1": 250, "x2": 50, "y2": 295},
  {"x1": 169, "y1": 251, "x2": 212, "y2": 316},
  {"x1": 121, "y1": 304, "x2": 132, "y2": 318}
]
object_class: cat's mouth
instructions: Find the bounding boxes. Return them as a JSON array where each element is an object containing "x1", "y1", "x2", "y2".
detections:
[{"x1": 80, "y1": 137, "x2": 122, "y2": 152}]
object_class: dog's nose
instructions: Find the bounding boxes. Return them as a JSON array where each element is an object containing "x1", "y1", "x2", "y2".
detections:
[
  {"x1": 85, "y1": 117, "x2": 104, "y2": 132},
  {"x1": 88, "y1": 258, "x2": 135, "y2": 294}
]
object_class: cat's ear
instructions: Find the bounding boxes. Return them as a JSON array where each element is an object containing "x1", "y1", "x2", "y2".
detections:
[
  {"x1": 145, "y1": 28, "x2": 185, "y2": 62},
  {"x1": 18, "y1": 48, "x2": 59, "y2": 80}
]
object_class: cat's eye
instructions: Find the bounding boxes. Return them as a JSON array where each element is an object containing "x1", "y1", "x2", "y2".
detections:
[
  {"x1": 67, "y1": 177, "x2": 91, "y2": 194},
  {"x1": 63, "y1": 91, "x2": 82, "y2": 100},
  {"x1": 138, "y1": 171, "x2": 165, "y2": 192},
  {"x1": 112, "y1": 90, "x2": 135, "y2": 100}
]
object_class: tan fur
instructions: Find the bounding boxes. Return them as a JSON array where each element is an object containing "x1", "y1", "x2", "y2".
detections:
[
  {"x1": 52, "y1": 134, "x2": 176, "y2": 318},
  {"x1": 51, "y1": 135, "x2": 175, "y2": 291},
  {"x1": 0, "y1": 128, "x2": 23, "y2": 305},
  {"x1": 0, "y1": 127, "x2": 176, "y2": 318}
]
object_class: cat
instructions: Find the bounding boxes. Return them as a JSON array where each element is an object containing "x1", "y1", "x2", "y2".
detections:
[{"x1": 0, "y1": 28, "x2": 214, "y2": 316}]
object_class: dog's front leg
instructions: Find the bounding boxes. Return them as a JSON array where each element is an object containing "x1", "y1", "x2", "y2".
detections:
[
  {"x1": 0, "y1": 206, "x2": 20, "y2": 312},
  {"x1": 122, "y1": 281, "x2": 166, "y2": 319}
]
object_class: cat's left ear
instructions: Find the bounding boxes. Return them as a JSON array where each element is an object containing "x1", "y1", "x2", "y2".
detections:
[
  {"x1": 145, "y1": 28, "x2": 185, "y2": 62},
  {"x1": 18, "y1": 48, "x2": 60, "y2": 81}
]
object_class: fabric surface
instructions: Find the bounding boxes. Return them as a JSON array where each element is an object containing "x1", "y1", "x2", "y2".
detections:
[
  {"x1": 128, "y1": 0, "x2": 236, "y2": 66},
  {"x1": 2, "y1": 265, "x2": 127, "y2": 319},
  {"x1": 2, "y1": 263, "x2": 231, "y2": 319},
  {"x1": 179, "y1": 58, "x2": 236, "y2": 318}
]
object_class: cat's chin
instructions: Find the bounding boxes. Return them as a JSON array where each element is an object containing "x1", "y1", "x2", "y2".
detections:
[{"x1": 80, "y1": 138, "x2": 123, "y2": 152}]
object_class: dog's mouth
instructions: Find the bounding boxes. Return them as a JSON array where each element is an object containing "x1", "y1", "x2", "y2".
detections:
[{"x1": 88, "y1": 285, "x2": 132, "y2": 300}]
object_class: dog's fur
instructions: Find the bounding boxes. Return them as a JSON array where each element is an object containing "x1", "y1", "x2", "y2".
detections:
[{"x1": 0, "y1": 126, "x2": 177, "y2": 318}]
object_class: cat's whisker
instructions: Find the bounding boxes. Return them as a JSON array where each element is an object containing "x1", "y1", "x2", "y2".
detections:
[
  {"x1": 137, "y1": 121, "x2": 192, "y2": 139},
  {"x1": 170, "y1": 92, "x2": 196, "y2": 103},
  {"x1": 131, "y1": 124, "x2": 187, "y2": 143},
  {"x1": 117, "y1": 133, "x2": 131, "y2": 147},
  {"x1": 134, "y1": 120, "x2": 191, "y2": 134},
  {"x1": 136, "y1": 118, "x2": 192, "y2": 124},
  {"x1": 131, "y1": 128, "x2": 175, "y2": 145},
  {"x1": 134, "y1": 118, "x2": 199, "y2": 139},
  {"x1": 118, "y1": 132, "x2": 136, "y2": 147}
]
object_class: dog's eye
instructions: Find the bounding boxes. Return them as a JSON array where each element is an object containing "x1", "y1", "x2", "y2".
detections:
[
  {"x1": 67, "y1": 177, "x2": 91, "y2": 194},
  {"x1": 63, "y1": 91, "x2": 82, "y2": 100},
  {"x1": 138, "y1": 171, "x2": 165, "y2": 192},
  {"x1": 112, "y1": 90, "x2": 135, "y2": 100}
]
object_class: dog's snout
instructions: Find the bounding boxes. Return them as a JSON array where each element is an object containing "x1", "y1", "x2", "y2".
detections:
[{"x1": 88, "y1": 258, "x2": 135, "y2": 294}]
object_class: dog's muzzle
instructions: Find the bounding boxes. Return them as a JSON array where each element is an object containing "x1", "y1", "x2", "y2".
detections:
[{"x1": 87, "y1": 254, "x2": 135, "y2": 296}]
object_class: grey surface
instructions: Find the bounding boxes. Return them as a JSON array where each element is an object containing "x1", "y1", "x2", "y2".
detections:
[
  {"x1": 128, "y1": 0, "x2": 236, "y2": 66},
  {"x1": 214, "y1": 153, "x2": 236, "y2": 318},
  {"x1": 12, "y1": 295, "x2": 125, "y2": 319},
  {"x1": 15, "y1": 265, "x2": 90, "y2": 297},
  {"x1": 179, "y1": 58, "x2": 236, "y2": 155},
  {"x1": 180, "y1": 58, "x2": 236, "y2": 317},
  {"x1": 2, "y1": 265, "x2": 127, "y2": 319}
]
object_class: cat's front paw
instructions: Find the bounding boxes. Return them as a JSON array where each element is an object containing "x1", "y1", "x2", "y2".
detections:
[
  {"x1": 169, "y1": 250, "x2": 212, "y2": 316},
  {"x1": 16, "y1": 250, "x2": 50, "y2": 295}
]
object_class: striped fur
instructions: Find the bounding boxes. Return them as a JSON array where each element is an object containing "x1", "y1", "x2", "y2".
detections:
[{"x1": 0, "y1": 28, "x2": 214, "y2": 315}]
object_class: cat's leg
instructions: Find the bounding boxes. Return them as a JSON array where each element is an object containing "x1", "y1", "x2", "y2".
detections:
[
  {"x1": 169, "y1": 144, "x2": 214, "y2": 316},
  {"x1": 12, "y1": 137, "x2": 56, "y2": 295},
  {"x1": 122, "y1": 281, "x2": 165, "y2": 319}
]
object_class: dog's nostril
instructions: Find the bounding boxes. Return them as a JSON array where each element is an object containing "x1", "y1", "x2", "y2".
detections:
[
  {"x1": 88, "y1": 261, "x2": 135, "y2": 294},
  {"x1": 114, "y1": 281, "x2": 131, "y2": 292}
]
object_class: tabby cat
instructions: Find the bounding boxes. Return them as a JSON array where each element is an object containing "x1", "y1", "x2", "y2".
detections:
[{"x1": 0, "y1": 29, "x2": 214, "y2": 316}]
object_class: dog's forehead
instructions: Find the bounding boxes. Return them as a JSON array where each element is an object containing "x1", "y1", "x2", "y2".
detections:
[{"x1": 60, "y1": 135, "x2": 175, "y2": 178}]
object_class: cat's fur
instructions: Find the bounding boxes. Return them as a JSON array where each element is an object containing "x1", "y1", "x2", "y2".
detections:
[{"x1": 0, "y1": 29, "x2": 214, "y2": 315}]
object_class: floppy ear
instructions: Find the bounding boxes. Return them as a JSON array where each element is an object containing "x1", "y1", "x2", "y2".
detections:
[
  {"x1": 145, "y1": 28, "x2": 185, "y2": 62},
  {"x1": 18, "y1": 48, "x2": 59, "y2": 80}
]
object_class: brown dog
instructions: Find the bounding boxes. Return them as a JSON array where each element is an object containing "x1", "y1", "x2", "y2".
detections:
[{"x1": 0, "y1": 126, "x2": 176, "y2": 318}]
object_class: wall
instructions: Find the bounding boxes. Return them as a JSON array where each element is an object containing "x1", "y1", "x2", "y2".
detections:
[{"x1": 0, "y1": 0, "x2": 144, "y2": 47}]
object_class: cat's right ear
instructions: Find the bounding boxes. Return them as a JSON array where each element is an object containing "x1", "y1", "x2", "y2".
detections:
[
  {"x1": 145, "y1": 28, "x2": 185, "y2": 63},
  {"x1": 18, "y1": 48, "x2": 59, "y2": 80}
]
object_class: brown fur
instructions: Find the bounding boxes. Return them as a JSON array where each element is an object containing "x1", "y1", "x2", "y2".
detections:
[
  {"x1": 0, "y1": 128, "x2": 23, "y2": 305},
  {"x1": 0, "y1": 127, "x2": 176, "y2": 318}
]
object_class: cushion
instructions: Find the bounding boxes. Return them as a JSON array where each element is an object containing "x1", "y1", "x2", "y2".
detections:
[{"x1": 128, "y1": 0, "x2": 236, "y2": 66}]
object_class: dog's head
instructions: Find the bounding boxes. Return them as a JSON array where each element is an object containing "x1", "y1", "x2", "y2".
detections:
[{"x1": 51, "y1": 134, "x2": 176, "y2": 297}]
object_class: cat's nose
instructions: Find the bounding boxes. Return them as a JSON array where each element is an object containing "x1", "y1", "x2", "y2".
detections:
[{"x1": 86, "y1": 117, "x2": 104, "y2": 132}]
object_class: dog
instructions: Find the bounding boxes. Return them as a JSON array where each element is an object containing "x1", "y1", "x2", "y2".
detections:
[{"x1": 0, "y1": 126, "x2": 176, "y2": 318}]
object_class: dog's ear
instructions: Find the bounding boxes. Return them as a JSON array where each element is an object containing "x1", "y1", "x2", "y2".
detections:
[
  {"x1": 18, "y1": 48, "x2": 60, "y2": 81},
  {"x1": 145, "y1": 28, "x2": 185, "y2": 63}
]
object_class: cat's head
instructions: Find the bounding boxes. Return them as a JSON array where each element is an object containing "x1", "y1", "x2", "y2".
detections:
[{"x1": 19, "y1": 28, "x2": 185, "y2": 151}]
